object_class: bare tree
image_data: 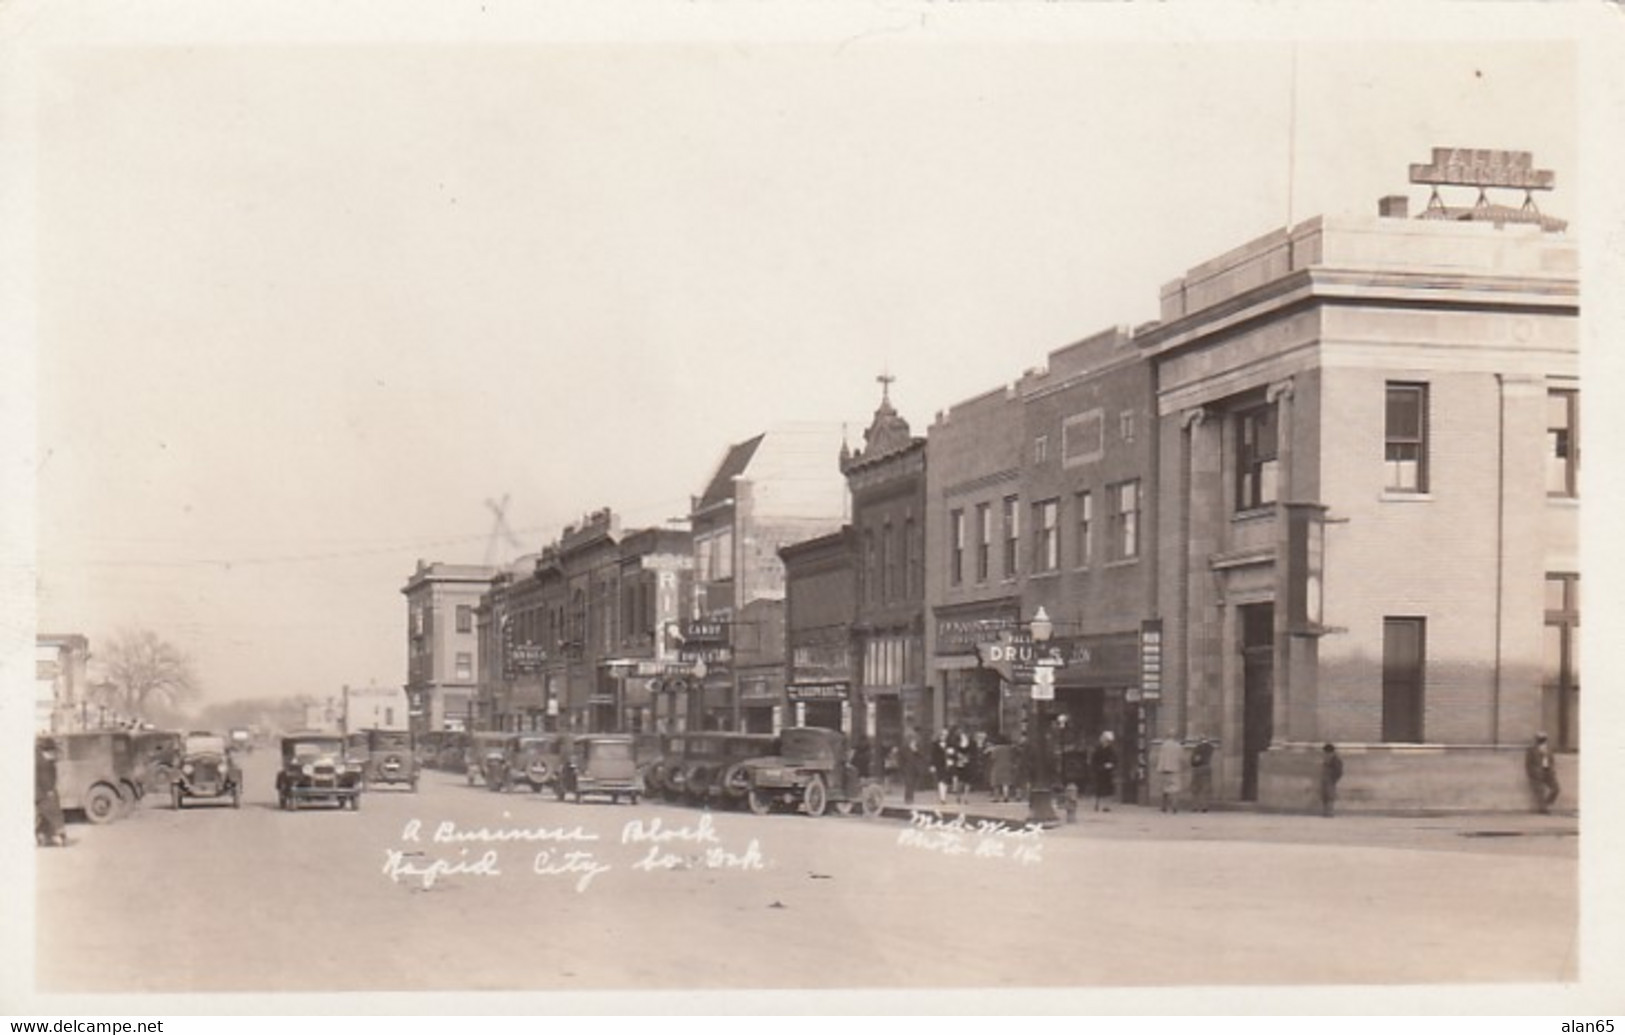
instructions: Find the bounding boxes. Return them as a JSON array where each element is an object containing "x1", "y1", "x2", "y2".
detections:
[{"x1": 101, "y1": 628, "x2": 200, "y2": 718}]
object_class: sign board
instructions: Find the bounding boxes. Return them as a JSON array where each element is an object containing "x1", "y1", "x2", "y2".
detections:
[
  {"x1": 786, "y1": 681, "x2": 850, "y2": 702},
  {"x1": 678, "y1": 646, "x2": 733, "y2": 666},
  {"x1": 1139, "y1": 619, "x2": 1164, "y2": 702},
  {"x1": 1408, "y1": 148, "x2": 1554, "y2": 191},
  {"x1": 1031, "y1": 664, "x2": 1055, "y2": 702},
  {"x1": 976, "y1": 632, "x2": 1065, "y2": 687}
]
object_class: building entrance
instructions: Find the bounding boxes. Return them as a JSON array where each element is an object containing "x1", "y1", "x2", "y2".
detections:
[{"x1": 1240, "y1": 603, "x2": 1275, "y2": 801}]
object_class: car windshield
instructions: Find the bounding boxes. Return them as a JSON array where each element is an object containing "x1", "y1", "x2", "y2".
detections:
[
  {"x1": 371, "y1": 732, "x2": 410, "y2": 749},
  {"x1": 185, "y1": 735, "x2": 227, "y2": 755},
  {"x1": 291, "y1": 740, "x2": 342, "y2": 760},
  {"x1": 779, "y1": 729, "x2": 837, "y2": 762}
]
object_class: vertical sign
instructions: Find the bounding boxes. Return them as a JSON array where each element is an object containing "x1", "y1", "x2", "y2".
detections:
[{"x1": 1139, "y1": 619, "x2": 1163, "y2": 702}]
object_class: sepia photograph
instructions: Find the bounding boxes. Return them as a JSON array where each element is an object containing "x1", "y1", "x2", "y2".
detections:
[{"x1": 3, "y1": 0, "x2": 1622, "y2": 1018}]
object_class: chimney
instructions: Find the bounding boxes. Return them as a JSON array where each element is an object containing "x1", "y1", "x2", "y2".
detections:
[{"x1": 1378, "y1": 195, "x2": 1409, "y2": 219}]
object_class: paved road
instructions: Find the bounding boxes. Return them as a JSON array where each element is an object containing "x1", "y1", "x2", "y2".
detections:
[{"x1": 33, "y1": 751, "x2": 1578, "y2": 994}]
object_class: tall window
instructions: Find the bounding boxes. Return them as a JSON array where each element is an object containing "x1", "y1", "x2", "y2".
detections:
[
  {"x1": 1074, "y1": 490, "x2": 1093, "y2": 568},
  {"x1": 1001, "y1": 495, "x2": 1020, "y2": 578},
  {"x1": 1108, "y1": 480, "x2": 1140, "y2": 560},
  {"x1": 975, "y1": 503, "x2": 991, "y2": 582},
  {"x1": 1236, "y1": 402, "x2": 1280, "y2": 510},
  {"x1": 1544, "y1": 574, "x2": 1580, "y2": 751},
  {"x1": 1032, "y1": 499, "x2": 1059, "y2": 573},
  {"x1": 1034, "y1": 435, "x2": 1049, "y2": 463},
  {"x1": 456, "y1": 605, "x2": 473, "y2": 634},
  {"x1": 1382, "y1": 617, "x2": 1426, "y2": 743},
  {"x1": 455, "y1": 651, "x2": 473, "y2": 682},
  {"x1": 949, "y1": 510, "x2": 964, "y2": 586},
  {"x1": 1547, "y1": 389, "x2": 1578, "y2": 498},
  {"x1": 1385, "y1": 383, "x2": 1429, "y2": 492}
]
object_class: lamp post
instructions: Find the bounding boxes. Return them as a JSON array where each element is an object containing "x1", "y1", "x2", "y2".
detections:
[{"x1": 1027, "y1": 607, "x2": 1059, "y2": 825}]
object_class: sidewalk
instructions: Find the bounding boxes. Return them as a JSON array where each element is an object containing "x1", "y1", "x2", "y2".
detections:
[{"x1": 870, "y1": 786, "x2": 1580, "y2": 855}]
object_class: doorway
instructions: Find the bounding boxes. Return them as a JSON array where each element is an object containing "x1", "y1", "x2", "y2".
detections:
[{"x1": 1239, "y1": 603, "x2": 1275, "y2": 801}]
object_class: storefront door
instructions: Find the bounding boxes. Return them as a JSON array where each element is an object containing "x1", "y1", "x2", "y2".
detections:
[{"x1": 1240, "y1": 603, "x2": 1275, "y2": 802}]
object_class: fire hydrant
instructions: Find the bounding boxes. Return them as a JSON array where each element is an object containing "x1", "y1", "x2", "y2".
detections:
[{"x1": 1063, "y1": 783, "x2": 1080, "y2": 824}]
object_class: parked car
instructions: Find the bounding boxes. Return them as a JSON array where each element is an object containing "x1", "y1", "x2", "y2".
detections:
[
  {"x1": 275, "y1": 732, "x2": 363, "y2": 811},
  {"x1": 131, "y1": 729, "x2": 184, "y2": 798},
  {"x1": 436, "y1": 731, "x2": 469, "y2": 772},
  {"x1": 639, "y1": 734, "x2": 684, "y2": 801},
  {"x1": 360, "y1": 728, "x2": 418, "y2": 791},
  {"x1": 492, "y1": 733, "x2": 571, "y2": 795},
  {"x1": 172, "y1": 731, "x2": 243, "y2": 810},
  {"x1": 561, "y1": 734, "x2": 643, "y2": 805},
  {"x1": 465, "y1": 732, "x2": 514, "y2": 787},
  {"x1": 735, "y1": 727, "x2": 885, "y2": 818},
  {"x1": 54, "y1": 730, "x2": 140, "y2": 824},
  {"x1": 229, "y1": 727, "x2": 253, "y2": 754},
  {"x1": 702, "y1": 733, "x2": 781, "y2": 809}
]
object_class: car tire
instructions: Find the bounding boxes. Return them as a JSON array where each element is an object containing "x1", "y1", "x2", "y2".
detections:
[
  {"x1": 861, "y1": 782, "x2": 885, "y2": 819},
  {"x1": 554, "y1": 784, "x2": 566, "y2": 802},
  {"x1": 748, "y1": 788, "x2": 773, "y2": 816},
  {"x1": 630, "y1": 792, "x2": 640, "y2": 806},
  {"x1": 410, "y1": 779, "x2": 419, "y2": 793},
  {"x1": 85, "y1": 783, "x2": 121, "y2": 825},
  {"x1": 803, "y1": 777, "x2": 828, "y2": 818}
]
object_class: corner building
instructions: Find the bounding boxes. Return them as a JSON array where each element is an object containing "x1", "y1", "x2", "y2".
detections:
[{"x1": 1142, "y1": 199, "x2": 1578, "y2": 811}]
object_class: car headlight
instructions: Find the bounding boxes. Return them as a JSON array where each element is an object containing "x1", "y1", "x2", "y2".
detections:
[
  {"x1": 302, "y1": 763, "x2": 314, "y2": 776},
  {"x1": 182, "y1": 763, "x2": 194, "y2": 775}
]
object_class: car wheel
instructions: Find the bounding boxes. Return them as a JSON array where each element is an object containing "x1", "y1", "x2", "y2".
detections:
[
  {"x1": 575, "y1": 791, "x2": 584, "y2": 804},
  {"x1": 748, "y1": 788, "x2": 773, "y2": 816},
  {"x1": 554, "y1": 784, "x2": 566, "y2": 802},
  {"x1": 410, "y1": 779, "x2": 419, "y2": 793},
  {"x1": 630, "y1": 793, "x2": 640, "y2": 806},
  {"x1": 351, "y1": 794, "x2": 361, "y2": 812},
  {"x1": 803, "y1": 777, "x2": 828, "y2": 818},
  {"x1": 861, "y1": 782, "x2": 885, "y2": 819},
  {"x1": 85, "y1": 783, "x2": 121, "y2": 824}
]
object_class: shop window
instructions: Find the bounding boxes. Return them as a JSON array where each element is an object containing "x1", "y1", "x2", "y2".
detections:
[
  {"x1": 1385, "y1": 383, "x2": 1429, "y2": 492},
  {"x1": 1381, "y1": 617, "x2": 1426, "y2": 743}
]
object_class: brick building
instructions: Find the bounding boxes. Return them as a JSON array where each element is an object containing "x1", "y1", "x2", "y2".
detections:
[{"x1": 401, "y1": 562, "x2": 498, "y2": 734}]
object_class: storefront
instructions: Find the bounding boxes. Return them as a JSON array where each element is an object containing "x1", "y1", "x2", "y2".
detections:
[
  {"x1": 932, "y1": 601, "x2": 1020, "y2": 735},
  {"x1": 787, "y1": 680, "x2": 850, "y2": 733}
]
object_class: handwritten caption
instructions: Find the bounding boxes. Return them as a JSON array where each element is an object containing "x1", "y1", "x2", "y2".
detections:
[
  {"x1": 381, "y1": 814, "x2": 766, "y2": 892},
  {"x1": 895, "y1": 811, "x2": 1044, "y2": 865}
]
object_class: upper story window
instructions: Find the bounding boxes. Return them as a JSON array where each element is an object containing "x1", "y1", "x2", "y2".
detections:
[
  {"x1": 1001, "y1": 495, "x2": 1020, "y2": 578},
  {"x1": 1547, "y1": 389, "x2": 1578, "y2": 498},
  {"x1": 1385, "y1": 383, "x2": 1429, "y2": 493},
  {"x1": 455, "y1": 652, "x2": 473, "y2": 682},
  {"x1": 903, "y1": 517, "x2": 918, "y2": 598},
  {"x1": 1074, "y1": 490, "x2": 1093, "y2": 568},
  {"x1": 949, "y1": 509, "x2": 965, "y2": 586},
  {"x1": 1034, "y1": 435, "x2": 1049, "y2": 464},
  {"x1": 975, "y1": 503, "x2": 991, "y2": 583},
  {"x1": 456, "y1": 605, "x2": 473, "y2": 634},
  {"x1": 1032, "y1": 499, "x2": 1059, "y2": 573},
  {"x1": 1108, "y1": 480, "x2": 1140, "y2": 561},
  {"x1": 1236, "y1": 402, "x2": 1280, "y2": 511}
]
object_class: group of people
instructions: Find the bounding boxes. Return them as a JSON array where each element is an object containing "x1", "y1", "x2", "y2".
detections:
[{"x1": 874, "y1": 723, "x2": 1125, "y2": 811}]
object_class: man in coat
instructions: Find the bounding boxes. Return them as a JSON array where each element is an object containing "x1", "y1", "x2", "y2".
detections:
[
  {"x1": 1525, "y1": 732, "x2": 1560, "y2": 814},
  {"x1": 1092, "y1": 731, "x2": 1118, "y2": 812}
]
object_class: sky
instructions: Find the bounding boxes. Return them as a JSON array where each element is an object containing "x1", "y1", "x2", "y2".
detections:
[{"x1": 10, "y1": 6, "x2": 1595, "y2": 709}]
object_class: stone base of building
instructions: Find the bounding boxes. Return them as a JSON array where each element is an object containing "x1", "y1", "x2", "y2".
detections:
[{"x1": 1257, "y1": 742, "x2": 1580, "y2": 815}]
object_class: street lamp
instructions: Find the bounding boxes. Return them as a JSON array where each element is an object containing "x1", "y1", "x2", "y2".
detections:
[{"x1": 1027, "y1": 606, "x2": 1058, "y2": 825}]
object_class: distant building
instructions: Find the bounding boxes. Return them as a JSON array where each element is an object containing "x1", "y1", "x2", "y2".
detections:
[
  {"x1": 401, "y1": 561, "x2": 499, "y2": 734},
  {"x1": 343, "y1": 684, "x2": 410, "y2": 733},
  {"x1": 686, "y1": 424, "x2": 849, "y2": 732}
]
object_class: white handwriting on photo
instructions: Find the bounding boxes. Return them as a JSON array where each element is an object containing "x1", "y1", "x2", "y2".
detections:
[
  {"x1": 381, "y1": 814, "x2": 765, "y2": 892},
  {"x1": 895, "y1": 811, "x2": 1045, "y2": 865}
]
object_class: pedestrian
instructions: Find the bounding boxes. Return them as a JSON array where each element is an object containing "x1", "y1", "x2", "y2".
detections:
[
  {"x1": 1156, "y1": 732, "x2": 1184, "y2": 814},
  {"x1": 949, "y1": 726, "x2": 973, "y2": 804},
  {"x1": 931, "y1": 729, "x2": 950, "y2": 805},
  {"x1": 1189, "y1": 735, "x2": 1214, "y2": 812},
  {"x1": 1092, "y1": 730, "x2": 1117, "y2": 812},
  {"x1": 1319, "y1": 743, "x2": 1343, "y2": 817},
  {"x1": 970, "y1": 729, "x2": 990, "y2": 794},
  {"x1": 989, "y1": 736, "x2": 1015, "y2": 802},
  {"x1": 35, "y1": 737, "x2": 67, "y2": 848},
  {"x1": 900, "y1": 729, "x2": 922, "y2": 806},
  {"x1": 1525, "y1": 732, "x2": 1560, "y2": 814},
  {"x1": 851, "y1": 737, "x2": 872, "y2": 780}
]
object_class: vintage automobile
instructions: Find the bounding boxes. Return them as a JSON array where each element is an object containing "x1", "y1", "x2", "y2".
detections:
[
  {"x1": 172, "y1": 731, "x2": 243, "y2": 809},
  {"x1": 436, "y1": 731, "x2": 469, "y2": 772},
  {"x1": 131, "y1": 729, "x2": 185, "y2": 798},
  {"x1": 360, "y1": 728, "x2": 419, "y2": 791},
  {"x1": 229, "y1": 727, "x2": 253, "y2": 754},
  {"x1": 275, "y1": 732, "x2": 363, "y2": 811},
  {"x1": 465, "y1": 731, "x2": 514, "y2": 787},
  {"x1": 560, "y1": 734, "x2": 643, "y2": 805},
  {"x1": 735, "y1": 726, "x2": 885, "y2": 818},
  {"x1": 639, "y1": 734, "x2": 684, "y2": 801},
  {"x1": 492, "y1": 733, "x2": 571, "y2": 795},
  {"x1": 685, "y1": 732, "x2": 778, "y2": 808},
  {"x1": 54, "y1": 730, "x2": 140, "y2": 824}
]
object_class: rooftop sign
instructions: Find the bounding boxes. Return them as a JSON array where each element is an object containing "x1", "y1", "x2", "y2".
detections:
[{"x1": 1409, "y1": 148, "x2": 1554, "y2": 191}]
